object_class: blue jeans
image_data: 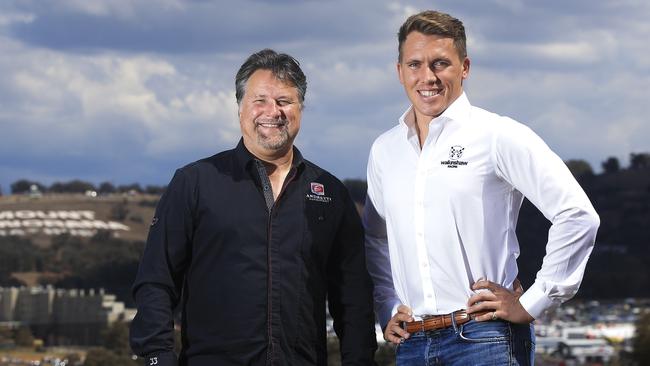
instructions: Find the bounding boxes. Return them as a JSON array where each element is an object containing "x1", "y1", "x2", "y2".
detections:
[{"x1": 396, "y1": 316, "x2": 535, "y2": 365}]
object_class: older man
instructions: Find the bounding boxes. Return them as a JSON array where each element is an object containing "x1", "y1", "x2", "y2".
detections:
[
  {"x1": 130, "y1": 49, "x2": 377, "y2": 366},
  {"x1": 364, "y1": 10, "x2": 600, "y2": 365}
]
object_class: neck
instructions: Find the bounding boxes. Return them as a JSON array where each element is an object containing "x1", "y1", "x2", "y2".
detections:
[
  {"x1": 260, "y1": 149, "x2": 293, "y2": 176},
  {"x1": 414, "y1": 112, "x2": 431, "y2": 148},
  {"x1": 247, "y1": 145, "x2": 294, "y2": 200}
]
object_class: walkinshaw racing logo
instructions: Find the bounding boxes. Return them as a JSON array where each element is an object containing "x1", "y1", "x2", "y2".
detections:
[
  {"x1": 441, "y1": 145, "x2": 468, "y2": 168},
  {"x1": 306, "y1": 182, "x2": 332, "y2": 203}
]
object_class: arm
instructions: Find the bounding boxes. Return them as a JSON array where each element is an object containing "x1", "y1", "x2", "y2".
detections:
[
  {"x1": 130, "y1": 170, "x2": 195, "y2": 366},
  {"x1": 362, "y1": 145, "x2": 401, "y2": 330},
  {"x1": 492, "y1": 121, "x2": 599, "y2": 319},
  {"x1": 327, "y1": 189, "x2": 377, "y2": 365}
]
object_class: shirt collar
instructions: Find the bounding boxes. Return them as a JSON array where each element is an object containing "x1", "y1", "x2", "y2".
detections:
[
  {"x1": 234, "y1": 138, "x2": 305, "y2": 173},
  {"x1": 399, "y1": 91, "x2": 472, "y2": 129}
]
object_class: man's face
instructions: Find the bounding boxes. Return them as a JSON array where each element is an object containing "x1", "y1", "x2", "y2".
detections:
[
  {"x1": 397, "y1": 31, "x2": 470, "y2": 123},
  {"x1": 239, "y1": 69, "x2": 302, "y2": 158}
]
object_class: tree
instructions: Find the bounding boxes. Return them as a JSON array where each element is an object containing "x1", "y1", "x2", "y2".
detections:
[
  {"x1": 565, "y1": 159, "x2": 594, "y2": 179},
  {"x1": 145, "y1": 185, "x2": 166, "y2": 195},
  {"x1": 633, "y1": 310, "x2": 650, "y2": 364},
  {"x1": 117, "y1": 183, "x2": 143, "y2": 194},
  {"x1": 601, "y1": 157, "x2": 620, "y2": 174},
  {"x1": 49, "y1": 179, "x2": 96, "y2": 193},
  {"x1": 630, "y1": 152, "x2": 650, "y2": 170},
  {"x1": 10, "y1": 179, "x2": 46, "y2": 194},
  {"x1": 103, "y1": 321, "x2": 132, "y2": 356},
  {"x1": 98, "y1": 182, "x2": 117, "y2": 194},
  {"x1": 14, "y1": 326, "x2": 35, "y2": 347}
]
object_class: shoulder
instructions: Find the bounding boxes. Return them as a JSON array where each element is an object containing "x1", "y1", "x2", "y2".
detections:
[
  {"x1": 467, "y1": 104, "x2": 537, "y2": 141},
  {"x1": 368, "y1": 124, "x2": 407, "y2": 163},
  {"x1": 162, "y1": 149, "x2": 237, "y2": 196},
  {"x1": 374, "y1": 124, "x2": 404, "y2": 148},
  {"x1": 302, "y1": 159, "x2": 346, "y2": 189},
  {"x1": 301, "y1": 159, "x2": 354, "y2": 202},
  {"x1": 176, "y1": 149, "x2": 235, "y2": 178}
]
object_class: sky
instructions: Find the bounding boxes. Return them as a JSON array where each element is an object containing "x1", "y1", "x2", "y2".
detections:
[{"x1": 1, "y1": 0, "x2": 649, "y2": 192}]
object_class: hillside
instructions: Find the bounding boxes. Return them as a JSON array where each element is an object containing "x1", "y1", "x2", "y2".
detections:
[
  {"x1": 1, "y1": 166, "x2": 649, "y2": 305},
  {"x1": 0, "y1": 193, "x2": 157, "y2": 245},
  {"x1": 0, "y1": 193, "x2": 157, "y2": 304}
]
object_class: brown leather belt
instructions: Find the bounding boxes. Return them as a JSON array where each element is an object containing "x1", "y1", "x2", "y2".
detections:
[{"x1": 404, "y1": 310, "x2": 489, "y2": 333}]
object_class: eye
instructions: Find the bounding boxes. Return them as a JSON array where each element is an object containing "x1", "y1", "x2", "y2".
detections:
[
  {"x1": 277, "y1": 100, "x2": 291, "y2": 106},
  {"x1": 407, "y1": 61, "x2": 420, "y2": 69},
  {"x1": 431, "y1": 60, "x2": 449, "y2": 70}
]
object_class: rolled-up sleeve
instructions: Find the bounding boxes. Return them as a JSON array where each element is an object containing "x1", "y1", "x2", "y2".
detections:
[
  {"x1": 130, "y1": 169, "x2": 195, "y2": 366},
  {"x1": 493, "y1": 121, "x2": 600, "y2": 319}
]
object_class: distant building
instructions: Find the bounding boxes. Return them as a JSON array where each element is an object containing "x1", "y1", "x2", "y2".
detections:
[
  {"x1": 0, "y1": 287, "x2": 19, "y2": 322},
  {"x1": 0, "y1": 286, "x2": 134, "y2": 345}
]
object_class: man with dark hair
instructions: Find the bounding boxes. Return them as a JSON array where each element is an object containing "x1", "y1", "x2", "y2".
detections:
[
  {"x1": 130, "y1": 49, "x2": 377, "y2": 366},
  {"x1": 364, "y1": 10, "x2": 600, "y2": 364}
]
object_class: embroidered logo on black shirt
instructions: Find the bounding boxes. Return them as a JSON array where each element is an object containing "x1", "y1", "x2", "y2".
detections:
[{"x1": 307, "y1": 182, "x2": 332, "y2": 203}]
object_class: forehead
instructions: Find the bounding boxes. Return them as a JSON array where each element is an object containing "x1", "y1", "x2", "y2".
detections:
[
  {"x1": 401, "y1": 32, "x2": 459, "y2": 59},
  {"x1": 245, "y1": 69, "x2": 298, "y2": 97}
]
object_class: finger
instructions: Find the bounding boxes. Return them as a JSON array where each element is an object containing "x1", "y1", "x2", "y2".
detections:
[
  {"x1": 513, "y1": 278, "x2": 523, "y2": 294},
  {"x1": 395, "y1": 305, "x2": 414, "y2": 322},
  {"x1": 471, "y1": 279, "x2": 497, "y2": 292},
  {"x1": 392, "y1": 312, "x2": 414, "y2": 323},
  {"x1": 467, "y1": 292, "x2": 497, "y2": 307},
  {"x1": 467, "y1": 300, "x2": 499, "y2": 315},
  {"x1": 396, "y1": 304, "x2": 413, "y2": 315},
  {"x1": 473, "y1": 310, "x2": 499, "y2": 322},
  {"x1": 384, "y1": 324, "x2": 410, "y2": 344}
]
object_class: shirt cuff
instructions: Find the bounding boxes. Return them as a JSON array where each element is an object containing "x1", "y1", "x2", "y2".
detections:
[
  {"x1": 378, "y1": 300, "x2": 401, "y2": 330},
  {"x1": 518, "y1": 281, "x2": 557, "y2": 320},
  {"x1": 142, "y1": 352, "x2": 177, "y2": 366}
]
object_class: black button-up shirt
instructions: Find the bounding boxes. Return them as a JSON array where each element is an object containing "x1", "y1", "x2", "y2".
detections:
[{"x1": 130, "y1": 140, "x2": 377, "y2": 365}]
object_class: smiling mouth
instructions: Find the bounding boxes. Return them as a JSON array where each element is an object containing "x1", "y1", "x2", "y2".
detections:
[
  {"x1": 418, "y1": 89, "x2": 441, "y2": 97},
  {"x1": 256, "y1": 119, "x2": 287, "y2": 128}
]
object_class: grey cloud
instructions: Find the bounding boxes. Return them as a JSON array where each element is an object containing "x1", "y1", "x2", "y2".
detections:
[{"x1": 4, "y1": 0, "x2": 394, "y2": 54}]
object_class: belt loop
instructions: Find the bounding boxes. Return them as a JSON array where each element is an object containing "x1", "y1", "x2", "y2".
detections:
[{"x1": 450, "y1": 310, "x2": 459, "y2": 332}]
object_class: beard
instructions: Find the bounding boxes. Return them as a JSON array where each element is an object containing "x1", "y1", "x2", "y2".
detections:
[{"x1": 255, "y1": 118, "x2": 291, "y2": 151}]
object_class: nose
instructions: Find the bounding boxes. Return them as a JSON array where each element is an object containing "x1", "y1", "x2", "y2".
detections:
[
  {"x1": 424, "y1": 65, "x2": 439, "y2": 83},
  {"x1": 264, "y1": 101, "x2": 282, "y2": 118}
]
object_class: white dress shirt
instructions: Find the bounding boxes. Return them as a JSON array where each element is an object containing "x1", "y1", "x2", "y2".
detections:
[{"x1": 363, "y1": 93, "x2": 600, "y2": 328}]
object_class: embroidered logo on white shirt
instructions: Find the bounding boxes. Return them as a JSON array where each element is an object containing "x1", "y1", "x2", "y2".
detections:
[{"x1": 441, "y1": 145, "x2": 468, "y2": 168}]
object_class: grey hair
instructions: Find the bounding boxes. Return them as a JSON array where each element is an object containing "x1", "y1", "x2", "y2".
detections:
[{"x1": 235, "y1": 49, "x2": 307, "y2": 108}]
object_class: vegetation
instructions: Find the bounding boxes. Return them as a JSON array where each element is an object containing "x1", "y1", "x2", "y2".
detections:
[
  {"x1": 633, "y1": 310, "x2": 650, "y2": 365},
  {"x1": 0, "y1": 232, "x2": 143, "y2": 307},
  {"x1": 1, "y1": 152, "x2": 649, "y2": 363},
  {"x1": 8, "y1": 179, "x2": 166, "y2": 195}
]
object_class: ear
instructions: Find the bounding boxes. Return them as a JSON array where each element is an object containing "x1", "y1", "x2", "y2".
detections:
[
  {"x1": 397, "y1": 62, "x2": 405, "y2": 85},
  {"x1": 461, "y1": 57, "x2": 470, "y2": 80}
]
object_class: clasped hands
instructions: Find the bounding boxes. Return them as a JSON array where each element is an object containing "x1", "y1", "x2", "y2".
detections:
[{"x1": 383, "y1": 279, "x2": 534, "y2": 345}]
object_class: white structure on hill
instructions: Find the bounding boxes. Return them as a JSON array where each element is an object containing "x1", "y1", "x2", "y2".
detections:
[{"x1": 0, "y1": 286, "x2": 134, "y2": 345}]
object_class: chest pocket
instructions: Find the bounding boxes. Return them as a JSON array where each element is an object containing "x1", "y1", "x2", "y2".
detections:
[{"x1": 302, "y1": 197, "x2": 338, "y2": 266}]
